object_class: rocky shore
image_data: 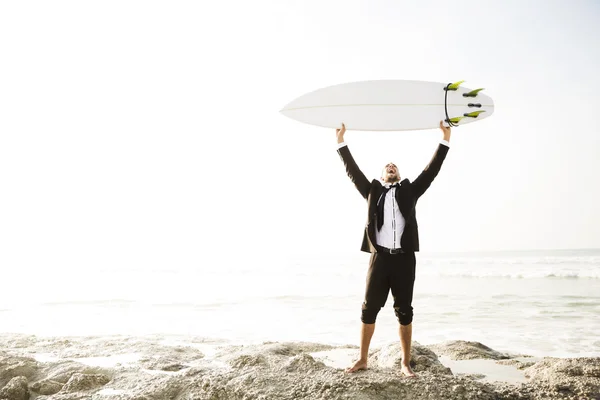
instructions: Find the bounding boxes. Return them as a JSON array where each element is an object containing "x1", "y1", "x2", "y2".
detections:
[{"x1": 1, "y1": 334, "x2": 598, "y2": 400}]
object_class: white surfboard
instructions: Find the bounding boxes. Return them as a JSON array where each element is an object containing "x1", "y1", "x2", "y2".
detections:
[{"x1": 280, "y1": 80, "x2": 494, "y2": 131}]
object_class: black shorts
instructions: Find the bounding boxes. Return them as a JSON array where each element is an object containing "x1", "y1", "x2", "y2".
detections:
[{"x1": 361, "y1": 251, "x2": 416, "y2": 325}]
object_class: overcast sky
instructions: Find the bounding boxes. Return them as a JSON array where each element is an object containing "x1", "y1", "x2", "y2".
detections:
[{"x1": 1, "y1": 0, "x2": 599, "y2": 273}]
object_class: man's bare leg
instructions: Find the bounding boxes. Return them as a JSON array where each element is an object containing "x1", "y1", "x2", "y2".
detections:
[
  {"x1": 399, "y1": 323, "x2": 416, "y2": 377},
  {"x1": 345, "y1": 323, "x2": 375, "y2": 373}
]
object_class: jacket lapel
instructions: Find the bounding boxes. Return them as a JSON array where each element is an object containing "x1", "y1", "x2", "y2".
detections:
[{"x1": 395, "y1": 179, "x2": 413, "y2": 218}]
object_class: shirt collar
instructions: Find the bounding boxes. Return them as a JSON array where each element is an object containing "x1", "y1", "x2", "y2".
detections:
[{"x1": 382, "y1": 181, "x2": 400, "y2": 189}]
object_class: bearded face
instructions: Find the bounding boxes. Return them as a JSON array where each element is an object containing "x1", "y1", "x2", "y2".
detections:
[{"x1": 381, "y1": 163, "x2": 400, "y2": 183}]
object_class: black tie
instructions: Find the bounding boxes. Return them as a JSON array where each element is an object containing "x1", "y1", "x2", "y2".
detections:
[{"x1": 377, "y1": 184, "x2": 398, "y2": 231}]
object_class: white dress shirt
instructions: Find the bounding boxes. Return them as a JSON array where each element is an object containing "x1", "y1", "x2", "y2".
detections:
[
  {"x1": 337, "y1": 139, "x2": 450, "y2": 249},
  {"x1": 375, "y1": 182, "x2": 405, "y2": 249}
]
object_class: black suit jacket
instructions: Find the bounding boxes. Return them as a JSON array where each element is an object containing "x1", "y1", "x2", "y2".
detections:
[{"x1": 337, "y1": 143, "x2": 449, "y2": 253}]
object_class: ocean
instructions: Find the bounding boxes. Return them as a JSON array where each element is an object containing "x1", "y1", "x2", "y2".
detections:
[{"x1": 1, "y1": 248, "x2": 599, "y2": 359}]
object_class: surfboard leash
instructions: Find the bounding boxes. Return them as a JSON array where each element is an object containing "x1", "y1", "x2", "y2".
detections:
[
  {"x1": 443, "y1": 82, "x2": 459, "y2": 128},
  {"x1": 444, "y1": 81, "x2": 487, "y2": 126}
]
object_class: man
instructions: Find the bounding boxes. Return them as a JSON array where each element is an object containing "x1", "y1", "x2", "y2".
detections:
[{"x1": 336, "y1": 121, "x2": 451, "y2": 377}]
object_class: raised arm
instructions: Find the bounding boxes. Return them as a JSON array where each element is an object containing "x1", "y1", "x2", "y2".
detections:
[
  {"x1": 336, "y1": 124, "x2": 371, "y2": 200},
  {"x1": 412, "y1": 121, "x2": 451, "y2": 198}
]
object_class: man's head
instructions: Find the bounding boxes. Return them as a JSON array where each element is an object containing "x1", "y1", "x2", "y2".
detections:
[{"x1": 381, "y1": 163, "x2": 400, "y2": 183}]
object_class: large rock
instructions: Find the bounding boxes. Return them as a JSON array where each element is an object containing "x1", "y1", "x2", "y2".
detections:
[
  {"x1": 427, "y1": 341, "x2": 511, "y2": 360},
  {"x1": 524, "y1": 357, "x2": 600, "y2": 400},
  {"x1": 30, "y1": 379, "x2": 64, "y2": 395},
  {"x1": 0, "y1": 376, "x2": 29, "y2": 400},
  {"x1": 103, "y1": 371, "x2": 184, "y2": 400},
  {"x1": 372, "y1": 342, "x2": 453, "y2": 375},
  {"x1": 41, "y1": 361, "x2": 111, "y2": 384},
  {"x1": 138, "y1": 343, "x2": 204, "y2": 372},
  {"x1": 228, "y1": 353, "x2": 270, "y2": 369},
  {"x1": 282, "y1": 354, "x2": 327, "y2": 373},
  {"x1": 496, "y1": 359, "x2": 537, "y2": 370},
  {"x1": 0, "y1": 354, "x2": 39, "y2": 387},
  {"x1": 261, "y1": 342, "x2": 335, "y2": 356},
  {"x1": 215, "y1": 342, "x2": 334, "y2": 371},
  {"x1": 59, "y1": 373, "x2": 110, "y2": 393},
  {"x1": 140, "y1": 357, "x2": 187, "y2": 372}
]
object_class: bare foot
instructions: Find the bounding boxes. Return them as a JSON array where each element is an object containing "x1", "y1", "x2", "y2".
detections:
[
  {"x1": 345, "y1": 359, "x2": 368, "y2": 373},
  {"x1": 400, "y1": 363, "x2": 417, "y2": 378}
]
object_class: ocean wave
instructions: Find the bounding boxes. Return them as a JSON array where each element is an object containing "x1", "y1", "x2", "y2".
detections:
[
  {"x1": 423, "y1": 271, "x2": 600, "y2": 279},
  {"x1": 41, "y1": 299, "x2": 138, "y2": 307},
  {"x1": 420, "y1": 256, "x2": 600, "y2": 266},
  {"x1": 565, "y1": 301, "x2": 600, "y2": 307}
]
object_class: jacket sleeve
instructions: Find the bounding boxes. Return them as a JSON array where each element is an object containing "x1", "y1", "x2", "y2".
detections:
[
  {"x1": 337, "y1": 145, "x2": 371, "y2": 200},
  {"x1": 412, "y1": 143, "x2": 449, "y2": 199}
]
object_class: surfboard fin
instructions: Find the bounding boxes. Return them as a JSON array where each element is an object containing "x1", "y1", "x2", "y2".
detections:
[
  {"x1": 463, "y1": 111, "x2": 486, "y2": 118},
  {"x1": 445, "y1": 80, "x2": 465, "y2": 91},
  {"x1": 446, "y1": 116, "x2": 464, "y2": 124},
  {"x1": 468, "y1": 103, "x2": 482, "y2": 108},
  {"x1": 463, "y1": 88, "x2": 484, "y2": 98}
]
